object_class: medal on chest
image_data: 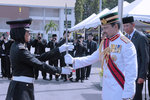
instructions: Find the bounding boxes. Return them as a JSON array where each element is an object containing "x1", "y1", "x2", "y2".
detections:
[{"x1": 111, "y1": 44, "x2": 122, "y2": 53}]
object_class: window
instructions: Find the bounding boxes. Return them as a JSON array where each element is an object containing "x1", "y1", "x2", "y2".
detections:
[
  {"x1": 64, "y1": 21, "x2": 71, "y2": 28},
  {"x1": 64, "y1": 9, "x2": 72, "y2": 15}
]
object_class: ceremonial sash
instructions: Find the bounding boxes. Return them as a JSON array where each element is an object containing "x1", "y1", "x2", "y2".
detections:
[{"x1": 104, "y1": 39, "x2": 125, "y2": 89}]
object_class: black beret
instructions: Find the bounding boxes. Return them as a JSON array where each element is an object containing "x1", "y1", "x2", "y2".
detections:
[
  {"x1": 122, "y1": 16, "x2": 134, "y2": 24},
  {"x1": 6, "y1": 18, "x2": 32, "y2": 29},
  {"x1": 88, "y1": 33, "x2": 93, "y2": 36},
  {"x1": 52, "y1": 34, "x2": 57, "y2": 37},
  {"x1": 78, "y1": 35, "x2": 84, "y2": 39}
]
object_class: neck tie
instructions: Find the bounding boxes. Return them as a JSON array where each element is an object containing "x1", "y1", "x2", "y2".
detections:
[{"x1": 128, "y1": 35, "x2": 131, "y2": 40}]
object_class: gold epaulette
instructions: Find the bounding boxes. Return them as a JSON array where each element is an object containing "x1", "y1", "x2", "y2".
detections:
[{"x1": 120, "y1": 36, "x2": 130, "y2": 44}]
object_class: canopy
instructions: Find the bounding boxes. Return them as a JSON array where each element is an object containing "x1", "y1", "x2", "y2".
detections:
[
  {"x1": 70, "y1": 13, "x2": 96, "y2": 31},
  {"x1": 84, "y1": 1, "x2": 129, "y2": 29},
  {"x1": 123, "y1": 0, "x2": 150, "y2": 21},
  {"x1": 110, "y1": 1, "x2": 129, "y2": 12}
]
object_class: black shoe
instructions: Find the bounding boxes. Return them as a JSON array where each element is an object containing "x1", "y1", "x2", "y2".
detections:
[
  {"x1": 69, "y1": 78, "x2": 74, "y2": 82},
  {"x1": 43, "y1": 77, "x2": 47, "y2": 80},
  {"x1": 63, "y1": 79, "x2": 67, "y2": 82},
  {"x1": 55, "y1": 78, "x2": 59, "y2": 81},
  {"x1": 60, "y1": 76, "x2": 63, "y2": 80},
  {"x1": 85, "y1": 77, "x2": 88, "y2": 80},
  {"x1": 49, "y1": 77, "x2": 52, "y2": 80},
  {"x1": 75, "y1": 78, "x2": 79, "y2": 82},
  {"x1": 35, "y1": 77, "x2": 38, "y2": 80},
  {"x1": 81, "y1": 80, "x2": 84, "y2": 83}
]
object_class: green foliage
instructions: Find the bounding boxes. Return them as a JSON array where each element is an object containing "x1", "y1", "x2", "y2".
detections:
[
  {"x1": 102, "y1": 0, "x2": 135, "y2": 9},
  {"x1": 102, "y1": 0, "x2": 118, "y2": 9},
  {"x1": 75, "y1": 0, "x2": 135, "y2": 25},
  {"x1": 44, "y1": 20, "x2": 58, "y2": 34},
  {"x1": 83, "y1": 0, "x2": 99, "y2": 19},
  {"x1": 125, "y1": 0, "x2": 135, "y2": 3},
  {"x1": 75, "y1": 0, "x2": 84, "y2": 24}
]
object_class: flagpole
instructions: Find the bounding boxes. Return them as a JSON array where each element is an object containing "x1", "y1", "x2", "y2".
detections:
[
  {"x1": 118, "y1": 0, "x2": 124, "y2": 32},
  {"x1": 65, "y1": 4, "x2": 69, "y2": 67},
  {"x1": 99, "y1": 0, "x2": 102, "y2": 45}
]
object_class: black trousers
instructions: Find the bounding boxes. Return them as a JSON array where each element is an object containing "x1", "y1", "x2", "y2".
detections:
[
  {"x1": 76, "y1": 67, "x2": 85, "y2": 80},
  {"x1": 5, "y1": 55, "x2": 12, "y2": 78},
  {"x1": 1, "y1": 56, "x2": 7, "y2": 77},
  {"x1": 6, "y1": 81, "x2": 34, "y2": 100},
  {"x1": 34, "y1": 67, "x2": 47, "y2": 79},
  {"x1": 49, "y1": 60, "x2": 58, "y2": 79},
  {"x1": 133, "y1": 81, "x2": 144, "y2": 100},
  {"x1": 148, "y1": 77, "x2": 150, "y2": 97},
  {"x1": 85, "y1": 65, "x2": 91, "y2": 78}
]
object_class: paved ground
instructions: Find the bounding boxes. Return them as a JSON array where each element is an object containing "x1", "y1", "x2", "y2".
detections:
[
  {"x1": 0, "y1": 50, "x2": 149, "y2": 100},
  {"x1": 0, "y1": 62, "x2": 103, "y2": 100}
]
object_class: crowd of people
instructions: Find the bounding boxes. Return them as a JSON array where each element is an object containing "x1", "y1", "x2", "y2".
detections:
[
  {"x1": 0, "y1": 12, "x2": 149, "y2": 100},
  {"x1": 0, "y1": 30, "x2": 98, "y2": 83}
]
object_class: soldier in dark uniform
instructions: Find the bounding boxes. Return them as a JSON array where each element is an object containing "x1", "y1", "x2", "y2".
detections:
[
  {"x1": 57, "y1": 31, "x2": 74, "y2": 82},
  {"x1": 0, "y1": 33, "x2": 14, "y2": 79},
  {"x1": 85, "y1": 33, "x2": 97, "y2": 80},
  {"x1": 74, "y1": 35, "x2": 87, "y2": 82},
  {"x1": 47, "y1": 34, "x2": 59, "y2": 81},
  {"x1": 0, "y1": 34, "x2": 7, "y2": 78},
  {"x1": 5, "y1": 18, "x2": 73, "y2": 100},
  {"x1": 32, "y1": 33, "x2": 47, "y2": 80}
]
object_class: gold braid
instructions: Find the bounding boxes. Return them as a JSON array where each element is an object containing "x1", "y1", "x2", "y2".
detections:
[{"x1": 99, "y1": 40, "x2": 111, "y2": 70}]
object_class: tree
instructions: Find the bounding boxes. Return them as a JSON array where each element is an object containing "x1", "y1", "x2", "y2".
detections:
[
  {"x1": 44, "y1": 20, "x2": 58, "y2": 34},
  {"x1": 102, "y1": 0, "x2": 134, "y2": 9},
  {"x1": 91, "y1": 0, "x2": 99, "y2": 14},
  {"x1": 102, "y1": 0, "x2": 118, "y2": 9},
  {"x1": 125, "y1": 0, "x2": 134, "y2": 3},
  {"x1": 83, "y1": 0, "x2": 99, "y2": 20},
  {"x1": 75, "y1": 0, "x2": 84, "y2": 24}
]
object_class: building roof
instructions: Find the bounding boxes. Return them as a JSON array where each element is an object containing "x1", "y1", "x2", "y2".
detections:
[{"x1": 0, "y1": 0, "x2": 76, "y2": 8}]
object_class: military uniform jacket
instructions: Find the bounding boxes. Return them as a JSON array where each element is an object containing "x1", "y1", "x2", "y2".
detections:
[
  {"x1": 10, "y1": 42, "x2": 61, "y2": 78},
  {"x1": 73, "y1": 32, "x2": 137, "y2": 100}
]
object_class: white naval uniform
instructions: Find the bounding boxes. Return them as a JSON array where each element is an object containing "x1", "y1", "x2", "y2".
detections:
[{"x1": 73, "y1": 32, "x2": 137, "y2": 100}]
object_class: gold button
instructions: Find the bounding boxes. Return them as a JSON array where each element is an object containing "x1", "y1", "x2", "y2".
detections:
[{"x1": 26, "y1": 84, "x2": 29, "y2": 86}]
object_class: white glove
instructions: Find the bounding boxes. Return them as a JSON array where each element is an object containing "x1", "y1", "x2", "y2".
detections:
[
  {"x1": 61, "y1": 67, "x2": 73, "y2": 74},
  {"x1": 65, "y1": 54, "x2": 74, "y2": 64},
  {"x1": 59, "y1": 43, "x2": 74, "y2": 53}
]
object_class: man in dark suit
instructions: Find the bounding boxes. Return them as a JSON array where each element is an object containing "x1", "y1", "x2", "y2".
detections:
[
  {"x1": 74, "y1": 35, "x2": 87, "y2": 82},
  {"x1": 0, "y1": 33, "x2": 14, "y2": 79},
  {"x1": 123, "y1": 16, "x2": 149, "y2": 100},
  {"x1": 32, "y1": 33, "x2": 47, "y2": 80},
  {"x1": 57, "y1": 31, "x2": 74, "y2": 82},
  {"x1": 47, "y1": 34, "x2": 59, "y2": 81},
  {"x1": 85, "y1": 33, "x2": 97, "y2": 80}
]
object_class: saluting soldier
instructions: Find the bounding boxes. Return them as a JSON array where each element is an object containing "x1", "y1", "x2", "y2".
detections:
[
  {"x1": 65, "y1": 12, "x2": 137, "y2": 100},
  {"x1": 5, "y1": 18, "x2": 73, "y2": 100}
]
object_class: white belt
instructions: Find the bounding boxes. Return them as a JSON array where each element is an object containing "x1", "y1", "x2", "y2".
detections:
[{"x1": 13, "y1": 76, "x2": 34, "y2": 84}]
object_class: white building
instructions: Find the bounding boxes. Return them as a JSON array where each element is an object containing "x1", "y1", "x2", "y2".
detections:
[{"x1": 0, "y1": 0, "x2": 76, "y2": 40}]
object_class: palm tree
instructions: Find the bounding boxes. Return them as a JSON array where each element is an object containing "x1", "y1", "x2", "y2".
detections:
[{"x1": 44, "y1": 20, "x2": 58, "y2": 34}]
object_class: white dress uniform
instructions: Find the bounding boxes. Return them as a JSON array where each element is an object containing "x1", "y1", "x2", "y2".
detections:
[{"x1": 72, "y1": 31, "x2": 137, "y2": 100}]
